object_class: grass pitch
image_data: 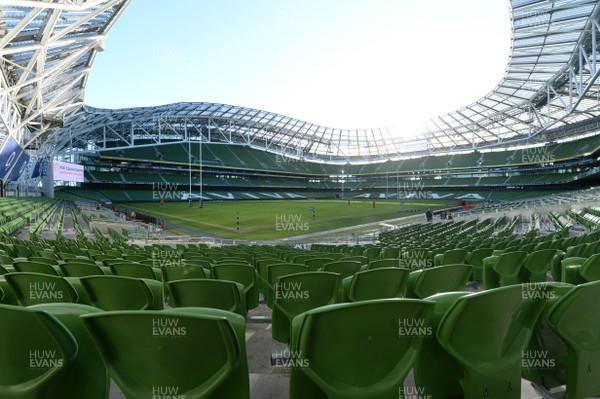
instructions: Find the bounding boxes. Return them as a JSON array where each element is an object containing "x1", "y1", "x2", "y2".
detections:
[{"x1": 127, "y1": 199, "x2": 449, "y2": 240}]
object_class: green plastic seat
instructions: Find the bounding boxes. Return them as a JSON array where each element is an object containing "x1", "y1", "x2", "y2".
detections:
[
  {"x1": 364, "y1": 258, "x2": 401, "y2": 270},
  {"x1": 80, "y1": 275, "x2": 164, "y2": 310},
  {"x1": 64, "y1": 257, "x2": 96, "y2": 266},
  {"x1": 561, "y1": 254, "x2": 600, "y2": 284},
  {"x1": 464, "y1": 247, "x2": 494, "y2": 281},
  {"x1": 266, "y1": 264, "x2": 309, "y2": 308},
  {"x1": 415, "y1": 284, "x2": 548, "y2": 398},
  {"x1": 305, "y1": 258, "x2": 335, "y2": 272},
  {"x1": 433, "y1": 248, "x2": 468, "y2": 266},
  {"x1": 362, "y1": 247, "x2": 381, "y2": 261},
  {"x1": 166, "y1": 278, "x2": 246, "y2": 316},
  {"x1": 13, "y1": 261, "x2": 61, "y2": 276},
  {"x1": 289, "y1": 298, "x2": 434, "y2": 399},
  {"x1": 28, "y1": 257, "x2": 59, "y2": 266},
  {"x1": 59, "y1": 262, "x2": 107, "y2": 277},
  {"x1": 547, "y1": 280, "x2": 600, "y2": 399},
  {"x1": 320, "y1": 260, "x2": 362, "y2": 279},
  {"x1": 35, "y1": 251, "x2": 58, "y2": 260},
  {"x1": 255, "y1": 258, "x2": 285, "y2": 294},
  {"x1": 0, "y1": 277, "x2": 18, "y2": 304},
  {"x1": 343, "y1": 256, "x2": 368, "y2": 266},
  {"x1": 519, "y1": 249, "x2": 557, "y2": 283},
  {"x1": 82, "y1": 308, "x2": 249, "y2": 399},
  {"x1": 399, "y1": 248, "x2": 432, "y2": 271},
  {"x1": 110, "y1": 263, "x2": 161, "y2": 280},
  {"x1": 406, "y1": 264, "x2": 472, "y2": 299},
  {"x1": 123, "y1": 254, "x2": 147, "y2": 262},
  {"x1": 272, "y1": 271, "x2": 340, "y2": 343},
  {"x1": 342, "y1": 267, "x2": 409, "y2": 302},
  {"x1": 380, "y1": 247, "x2": 400, "y2": 259},
  {"x1": 161, "y1": 263, "x2": 209, "y2": 281},
  {"x1": 91, "y1": 254, "x2": 120, "y2": 263},
  {"x1": 211, "y1": 264, "x2": 259, "y2": 309},
  {"x1": 522, "y1": 282, "x2": 574, "y2": 392},
  {"x1": 0, "y1": 303, "x2": 78, "y2": 399},
  {"x1": 412, "y1": 291, "x2": 472, "y2": 398},
  {"x1": 482, "y1": 251, "x2": 528, "y2": 289},
  {"x1": 4, "y1": 272, "x2": 79, "y2": 306},
  {"x1": 27, "y1": 303, "x2": 109, "y2": 399}
]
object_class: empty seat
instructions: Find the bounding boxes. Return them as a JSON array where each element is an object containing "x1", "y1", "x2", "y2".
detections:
[
  {"x1": 519, "y1": 249, "x2": 557, "y2": 283},
  {"x1": 211, "y1": 264, "x2": 259, "y2": 309},
  {"x1": 272, "y1": 271, "x2": 340, "y2": 343},
  {"x1": 265, "y1": 264, "x2": 309, "y2": 308},
  {"x1": 482, "y1": 251, "x2": 528, "y2": 289},
  {"x1": 110, "y1": 263, "x2": 161, "y2": 280},
  {"x1": 80, "y1": 275, "x2": 164, "y2": 310},
  {"x1": 406, "y1": 264, "x2": 472, "y2": 299},
  {"x1": 13, "y1": 261, "x2": 60, "y2": 276},
  {"x1": 414, "y1": 284, "x2": 548, "y2": 398},
  {"x1": 4, "y1": 272, "x2": 80, "y2": 306},
  {"x1": 59, "y1": 262, "x2": 107, "y2": 278},
  {"x1": 547, "y1": 280, "x2": 600, "y2": 398},
  {"x1": 465, "y1": 248, "x2": 493, "y2": 281},
  {"x1": 0, "y1": 303, "x2": 107, "y2": 399},
  {"x1": 433, "y1": 248, "x2": 468, "y2": 266},
  {"x1": 342, "y1": 267, "x2": 409, "y2": 302},
  {"x1": 364, "y1": 258, "x2": 401, "y2": 270},
  {"x1": 167, "y1": 279, "x2": 246, "y2": 316},
  {"x1": 82, "y1": 308, "x2": 249, "y2": 398},
  {"x1": 289, "y1": 298, "x2": 433, "y2": 399}
]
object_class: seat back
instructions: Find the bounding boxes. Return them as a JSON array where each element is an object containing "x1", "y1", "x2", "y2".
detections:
[
  {"x1": 59, "y1": 262, "x2": 105, "y2": 277},
  {"x1": 291, "y1": 299, "x2": 433, "y2": 399},
  {"x1": 110, "y1": 263, "x2": 158, "y2": 280},
  {"x1": 439, "y1": 249, "x2": 468, "y2": 265},
  {"x1": 266, "y1": 264, "x2": 309, "y2": 307},
  {"x1": 409, "y1": 264, "x2": 472, "y2": 299},
  {"x1": 366, "y1": 258, "x2": 401, "y2": 269},
  {"x1": 321, "y1": 261, "x2": 361, "y2": 279},
  {"x1": 82, "y1": 309, "x2": 244, "y2": 399},
  {"x1": 521, "y1": 249, "x2": 557, "y2": 283},
  {"x1": 166, "y1": 279, "x2": 246, "y2": 316},
  {"x1": 579, "y1": 254, "x2": 600, "y2": 282},
  {"x1": 272, "y1": 272, "x2": 340, "y2": 343},
  {"x1": 13, "y1": 261, "x2": 59, "y2": 276},
  {"x1": 5, "y1": 273, "x2": 79, "y2": 305},
  {"x1": 483, "y1": 251, "x2": 528, "y2": 288},
  {"x1": 437, "y1": 284, "x2": 547, "y2": 398},
  {"x1": 305, "y1": 258, "x2": 335, "y2": 272},
  {"x1": 28, "y1": 303, "x2": 109, "y2": 399},
  {"x1": 161, "y1": 264, "x2": 208, "y2": 282},
  {"x1": 465, "y1": 248, "x2": 494, "y2": 281},
  {"x1": 344, "y1": 267, "x2": 409, "y2": 302},
  {"x1": 548, "y1": 280, "x2": 600, "y2": 399},
  {"x1": 0, "y1": 304, "x2": 78, "y2": 399},
  {"x1": 80, "y1": 275, "x2": 162, "y2": 310},
  {"x1": 211, "y1": 264, "x2": 258, "y2": 309}
]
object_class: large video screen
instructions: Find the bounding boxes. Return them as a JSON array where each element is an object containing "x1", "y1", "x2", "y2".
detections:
[{"x1": 53, "y1": 161, "x2": 84, "y2": 182}]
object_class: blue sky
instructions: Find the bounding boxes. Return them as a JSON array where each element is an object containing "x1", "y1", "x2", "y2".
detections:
[{"x1": 85, "y1": 0, "x2": 511, "y2": 135}]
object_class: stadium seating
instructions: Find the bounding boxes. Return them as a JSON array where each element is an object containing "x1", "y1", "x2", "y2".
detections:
[
  {"x1": 289, "y1": 299, "x2": 433, "y2": 399},
  {"x1": 82, "y1": 308, "x2": 250, "y2": 398},
  {"x1": 271, "y1": 271, "x2": 340, "y2": 343}
]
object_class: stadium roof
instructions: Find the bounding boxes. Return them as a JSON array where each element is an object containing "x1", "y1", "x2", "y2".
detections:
[
  {"x1": 0, "y1": 0, "x2": 130, "y2": 149},
  {"x1": 4, "y1": 0, "x2": 600, "y2": 162},
  {"x1": 423, "y1": 0, "x2": 600, "y2": 150}
]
